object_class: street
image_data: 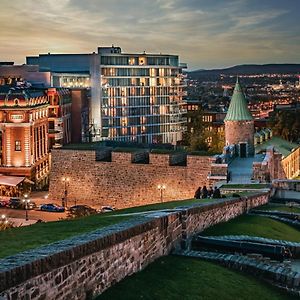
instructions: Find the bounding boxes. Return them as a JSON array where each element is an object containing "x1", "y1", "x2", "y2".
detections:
[
  {"x1": 0, "y1": 207, "x2": 67, "y2": 222},
  {"x1": 1, "y1": 191, "x2": 68, "y2": 223}
]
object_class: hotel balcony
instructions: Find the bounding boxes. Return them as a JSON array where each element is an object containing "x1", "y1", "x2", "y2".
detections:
[{"x1": 179, "y1": 63, "x2": 188, "y2": 69}]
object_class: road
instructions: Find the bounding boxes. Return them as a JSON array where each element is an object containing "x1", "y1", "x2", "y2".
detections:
[
  {"x1": 0, "y1": 191, "x2": 68, "y2": 223},
  {"x1": 0, "y1": 207, "x2": 67, "y2": 222}
]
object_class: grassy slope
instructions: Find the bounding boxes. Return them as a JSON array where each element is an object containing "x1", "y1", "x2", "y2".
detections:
[
  {"x1": 0, "y1": 198, "x2": 215, "y2": 258},
  {"x1": 222, "y1": 183, "x2": 269, "y2": 189},
  {"x1": 202, "y1": 214, "x2": 300, "y2": 242},
  {"x1": 113, "y1": 198, "x2": 214, "y2": 214},
  {"x1": 96, "y1": 256, "x2": 296, "y2": 300},
  {"x1": 0, "y1": 214, "x2": 129, "y2": 258},
  {"x1": 258, "y1": 204, "x2": 300, "y2": 214}
]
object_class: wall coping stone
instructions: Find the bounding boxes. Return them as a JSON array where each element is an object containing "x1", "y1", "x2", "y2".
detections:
[{"x1": 0, "y1": 192, "x2": 269, "y2": 293}]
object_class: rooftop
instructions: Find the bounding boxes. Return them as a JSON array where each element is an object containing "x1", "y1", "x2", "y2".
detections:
[
  {"x1": 0, "y1": 86, "x2": 45, "y2": 100},
  {"x1": 224, "y1": 78, "x2": 253, "y2": 122},
  {"x1": 255, "y1": 136, "x2": 299, "y2": 157}
]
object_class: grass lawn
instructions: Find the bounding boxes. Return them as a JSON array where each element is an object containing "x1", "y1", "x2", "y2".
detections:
[
  {"x1": 0, "y1": 214, "x2": 130, "y2": 259},
  {"x1": 202, "y1": 214, "x2": 300, "y2": 242},
  {"x1": 112, "y1": 198, "x2": 215, "y2": 215},
  {"x1": 257, "y1": 204, "x2": 300, "y2": 214},
  {"x1": 221, "y1": 183, "x2": 270, "y2": 189},
  {"x1": 0, "y1": 198, "x2": 217, "y2": 258},
  {"x1": 96, "y1": 256, "x2": 296, "y2": 300}
]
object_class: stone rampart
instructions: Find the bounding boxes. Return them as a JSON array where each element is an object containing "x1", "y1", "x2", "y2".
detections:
[
  {"x1": 253, "y1": 146, "x2": 286, "y2": 182},
  {"x1": 0, "y1": 192, "x2": 269, "y2": 300},
  {"x1": 49, "y1": 149, "x2": 223, "y2": 209}
]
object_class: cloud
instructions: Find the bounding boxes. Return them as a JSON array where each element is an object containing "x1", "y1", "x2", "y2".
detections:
[{"x1": 0, "y1": 0, "x2": 299, "y2": 69}]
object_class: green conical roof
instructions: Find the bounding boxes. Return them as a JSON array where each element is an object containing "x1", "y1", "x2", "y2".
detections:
[{"x1": 224, "y1": 78, "x2": 253, "y2": 121}]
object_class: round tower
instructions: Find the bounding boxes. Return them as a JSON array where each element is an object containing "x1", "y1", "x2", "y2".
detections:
[{"x1": 224, "y1": 78, "x2": 254, "y2": 157}]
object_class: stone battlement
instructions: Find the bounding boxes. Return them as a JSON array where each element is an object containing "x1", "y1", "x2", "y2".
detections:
[{"x1": 49, "y1": 149, "x2": 226, "y2": 208}]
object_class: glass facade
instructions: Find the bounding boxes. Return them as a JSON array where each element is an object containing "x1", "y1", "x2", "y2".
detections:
[{"x1": 55, "y1": 48, "x2": 187, "y2": 144}]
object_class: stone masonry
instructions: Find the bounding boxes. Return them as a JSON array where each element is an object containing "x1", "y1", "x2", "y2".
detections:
[
  {"x1": 253, "y1": 146, "x2": 286, "y2": 182},
  {"x1": 225, "y1": 120, "x2": 254, "y2": 156},
  {"x1": 0, "y1": 192, "x2": 269, "y2": 300},
  {"x1": 49, "y1": 149, "x2": 225, "y2": 209}
]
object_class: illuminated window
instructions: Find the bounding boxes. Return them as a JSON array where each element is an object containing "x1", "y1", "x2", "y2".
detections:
[
  {"x1": 139, "y1": 57, "x2": 146, "y2": 65},
  {"x1": 15, "y1": 140, "x2": 21, "y2": 151},
  {"x1": 128, "y1": 57, "x2": 135, "y2": 65}
]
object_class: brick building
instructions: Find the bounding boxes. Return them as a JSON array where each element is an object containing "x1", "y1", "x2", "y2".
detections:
[
  {"x1": 47, "y1": 88, "x2": 72, "y2": 148},
  {"x1": 0, "y1": 85, "x2": 49, "y2": 189}
]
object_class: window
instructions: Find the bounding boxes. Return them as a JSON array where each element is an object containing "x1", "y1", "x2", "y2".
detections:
[
  {"x1": 15, "y1": 140, "x2": 21, "y2": 151},
  {"x1": 128, "y1": 57, "x2": 135, "y2": 65}
]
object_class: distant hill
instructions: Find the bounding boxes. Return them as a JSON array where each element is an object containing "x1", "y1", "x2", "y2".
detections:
[{"x1": 188, "y1": 64, "x2": 300, "y2": 80}]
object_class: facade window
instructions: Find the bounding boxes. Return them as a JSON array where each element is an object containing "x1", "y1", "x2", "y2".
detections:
[
  {"x1": 128, "y1": 57, "x2": 135, "y2": 65},
  {"x1": 15, "y1": 140, "x2": 21, "y2": 151},
  {"x1": 139, "y1": 57, "x2": 146, "y2": 65}
]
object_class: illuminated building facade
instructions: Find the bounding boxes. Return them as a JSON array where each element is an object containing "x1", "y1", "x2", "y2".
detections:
[
  {"x1": 47, "y1": 88, "x2": 72, "y2": 148},
  {"x1": 27, "y1": 46, "x2": 187, "y2": 144},
  {"x1": 0, "y1": 85, "x2": 49, "y2": 188}
]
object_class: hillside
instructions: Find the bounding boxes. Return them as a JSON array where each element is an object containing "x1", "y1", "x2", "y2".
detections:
[{"x1": 189, "y1": 64, "x2": 300, "y2": 80}]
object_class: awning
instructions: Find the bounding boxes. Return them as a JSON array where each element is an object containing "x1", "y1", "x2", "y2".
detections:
[
  {"x1": 0, "y1": 175, "x2": 25, "y2": 187},
  {"x1": 24, "y1": 178, "x2": 35, "y2": 185}
]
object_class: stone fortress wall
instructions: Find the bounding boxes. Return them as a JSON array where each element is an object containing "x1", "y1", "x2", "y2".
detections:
[
  {"x1": 0, "y1": 193, "x2": 269, "y2": 300},
  {"x1": 253, "y1": 146, "x2": 286, "y2": 182},
  {"x1": 48, "y1": 149, "x2": 228, "y2": 209}
]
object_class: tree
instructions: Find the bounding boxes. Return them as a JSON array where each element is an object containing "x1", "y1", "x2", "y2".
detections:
[
  {"x1": 268, "y1": 110, "x2": 300, "y2": 142},
  {"x1": 209, "y1": 128, "x2": 225, "y2": 154},
  {"x1": 183, "y1": 108, "x2": 208, "y2": 151}
]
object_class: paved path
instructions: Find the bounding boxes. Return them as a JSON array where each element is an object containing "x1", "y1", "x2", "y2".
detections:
[{"x1": 228, "y1": 155, "x2": 264, "y2": 184}]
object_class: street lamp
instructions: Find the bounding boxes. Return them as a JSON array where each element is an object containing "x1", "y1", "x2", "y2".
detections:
[
  {"x1": 62, "y1": 177, "x2": 70, "y2": 208},
  {"x1": 157, "y1": 184, "x2": 166, "y2": 203},
  {"x1": 0, "y1": 214, "x2": 8, "y2": 228},
  {"x1": 22, "y1": 194, "x2": 30, "y2": 221}
]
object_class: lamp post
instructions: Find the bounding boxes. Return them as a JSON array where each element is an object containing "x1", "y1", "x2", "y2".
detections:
[
  {"x1": 157, "y1": 184, "x2": 166, "y2": 203},
  {"x1": 22, "y1": 194, "x2": 30, "y2": 221},
  {"x1": 1, "y1": 214, "x2": 6, "y2": 223},
  {"x1": 62, "y1": 177, "x2": 70, "y2": 208},
  {"x1": 0, "y1": 214, "x2": 8, "y2": 229}
]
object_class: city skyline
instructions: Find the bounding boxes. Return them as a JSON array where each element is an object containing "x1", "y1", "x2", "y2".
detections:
[{"x1": 1, "y1": 0, "x2": 300, "y2": 70}]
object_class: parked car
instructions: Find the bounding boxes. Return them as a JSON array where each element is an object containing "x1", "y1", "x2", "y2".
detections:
[
  {"x1": 40, "y1": 203, "x2": 65, "y2": 212},
  {"x1": 8, "y1": 197, "x2": 36, "y2": 209},
  {"x1": 69, "y1": 205, "x2": 97, "y2": 216},
  {"x1": 99, "y1": 206, "x2": 115, "y2": 213},
  {"x1": 0, "y1": 200, "x2": 9, "y2": 208}
]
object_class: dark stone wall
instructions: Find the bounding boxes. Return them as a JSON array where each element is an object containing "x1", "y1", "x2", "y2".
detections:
[{"x1": 0, "y1": 193, "x2": 269, "y2": 300}]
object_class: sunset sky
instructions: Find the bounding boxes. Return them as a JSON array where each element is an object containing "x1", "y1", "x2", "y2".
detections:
[{"x1": 1, "y1": 0, "x2": 299, "y2": 70}]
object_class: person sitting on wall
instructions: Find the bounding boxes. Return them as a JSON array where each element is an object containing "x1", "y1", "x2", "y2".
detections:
[
  {"x1": 202, "y1": 186, "x2": 208, "y2": 199},
  {"x1": 207, "y1": 187, "x2": 213, "y2": 198},
  {"x1": 212, "y1": 187, "x2": 221, "y2": 198},
  {"x1": 194, "y1": 187, "x2": 202, "y2": 199}
]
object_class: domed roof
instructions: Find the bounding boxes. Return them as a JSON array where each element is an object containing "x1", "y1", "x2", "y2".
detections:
[{"x1": 224, "y1": 78, "x2": 253, "y2": 121}]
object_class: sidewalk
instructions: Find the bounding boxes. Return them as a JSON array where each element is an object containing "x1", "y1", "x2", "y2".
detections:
[{"x1": 8, "y1": 217, "x2": 36, "y2": 227}]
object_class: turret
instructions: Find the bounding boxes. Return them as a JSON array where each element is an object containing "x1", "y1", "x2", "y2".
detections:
[{"x1": 224, "y1": 78, "x2": 254, "y2": 157}]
